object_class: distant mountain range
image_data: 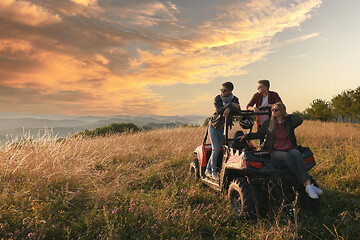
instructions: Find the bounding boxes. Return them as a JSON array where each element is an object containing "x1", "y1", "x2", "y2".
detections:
[{"x1": 0, "y1": 113, "x2": 207, "y2": 140}]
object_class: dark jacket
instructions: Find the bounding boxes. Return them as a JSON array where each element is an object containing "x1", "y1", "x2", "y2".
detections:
[
  {"x1": 246, "y1": 114, "x2": 303, "y2": 152},
  {"x1": 246, "y1": 91, "x2": 282, "y2": 126},
  {"x1": 210, "y1": 95, "x2": 240, "y2": 130}
]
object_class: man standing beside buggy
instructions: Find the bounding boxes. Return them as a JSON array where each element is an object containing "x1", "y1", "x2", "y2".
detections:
[
  {"x1": 206, "y1": 82, "x2": 241, "y2": 181},
  {"x1": 246, "y1": 80, "x2": 282, "y2": 144}
]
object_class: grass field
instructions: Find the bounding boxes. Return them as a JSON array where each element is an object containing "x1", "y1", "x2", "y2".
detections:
[{"x1": 0, "y1": 121, "x2": 359, "y2": 239}]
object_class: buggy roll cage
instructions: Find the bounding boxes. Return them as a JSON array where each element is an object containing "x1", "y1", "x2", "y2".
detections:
[{"x1": 203, "y1": 109, "x2": 271, "y2": 146}]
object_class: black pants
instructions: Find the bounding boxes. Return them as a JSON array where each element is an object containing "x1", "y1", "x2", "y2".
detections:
[{"x1": 258, "y1": 124, "x2": 264, "y2": 145}]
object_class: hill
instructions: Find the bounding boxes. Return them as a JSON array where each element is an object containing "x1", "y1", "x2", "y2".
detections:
[
  {"x1": 0, "y1": 114, "x2": 206, "y2": 139},
  {"x1": 0, "y1": 121, "x2": 359, "y2": 239}
]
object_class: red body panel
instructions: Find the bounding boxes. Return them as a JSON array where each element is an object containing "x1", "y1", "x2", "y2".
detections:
[
  {"x1": 304, "y1": 156, "x2": 314, "y2": 165},
  {"x1": 249, "y1": 161, "x2": 264, "y2": 169},
  {"x1": 195, "y1": 144, "x2": 212, "y2": 167}
]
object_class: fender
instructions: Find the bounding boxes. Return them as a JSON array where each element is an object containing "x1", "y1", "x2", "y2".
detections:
[{"x1": 194, "y1": 144, "x2": 212, "y2": 167}]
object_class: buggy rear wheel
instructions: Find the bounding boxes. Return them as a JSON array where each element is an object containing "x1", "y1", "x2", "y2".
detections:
[
  {"x1": 228, "y1": 178, "x2": 259, "y2": 219},
  {"x1": 189, "y1": 158, "x2": 200, "y2": 181}
]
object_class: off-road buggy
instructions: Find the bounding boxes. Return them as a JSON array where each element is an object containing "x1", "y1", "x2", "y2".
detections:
[{"x1": 189, "y1": 110, "x2": 320, "y2": 219}]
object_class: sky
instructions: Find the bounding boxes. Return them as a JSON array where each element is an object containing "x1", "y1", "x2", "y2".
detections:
[{"x1": 0, "y1": 0, "x2": 359, "y2": 116}]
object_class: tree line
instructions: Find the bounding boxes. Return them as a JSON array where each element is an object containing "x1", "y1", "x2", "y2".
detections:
[
  {"x1": 75, "y1": 122, "x2": 199, "y2": 138},
  {"x1": 293, "y1": 86, "x2": 360, "y2": 122}
]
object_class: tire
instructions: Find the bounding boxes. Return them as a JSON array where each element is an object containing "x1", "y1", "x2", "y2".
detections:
[
  {"x1": 298, "y1": 176, "x2": 321, "y2": 210},
  {"x1": 228, "y1": 178, "x2": 259, "y2": 219},
  {"x1": 189, "y1": 158, "x2": 200, "y2": 181}
]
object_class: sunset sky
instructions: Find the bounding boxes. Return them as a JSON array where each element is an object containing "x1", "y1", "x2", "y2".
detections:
[{"x1": 1, "y1": 0, "x2": 359, "y2": 116}]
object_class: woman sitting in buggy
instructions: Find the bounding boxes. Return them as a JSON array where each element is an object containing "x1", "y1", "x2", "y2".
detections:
[{"x1": 238, "y1": 102, "x2": 323, "y2": 199}]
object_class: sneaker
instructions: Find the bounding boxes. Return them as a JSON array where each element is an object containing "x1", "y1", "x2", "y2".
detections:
[
  {"x1": 212, "y1": 172, "x2": 220, "y2": 181},
  {"x1": 205, "y1": 169, "x2": 212, "y2": 178},
  {"x1": 312, "y1": 184, "x2": 323, "y2": 195},
  {"x1": 305, "y1": 185, "x2": 319, "y2": 199}
]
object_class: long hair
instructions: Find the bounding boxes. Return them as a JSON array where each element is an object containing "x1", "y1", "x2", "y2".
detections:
[{"x1": 268, "y1": 102, "x2": 288, "y2": 134}]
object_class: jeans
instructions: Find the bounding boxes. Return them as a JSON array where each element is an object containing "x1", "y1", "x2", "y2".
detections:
[
  {"x1": 271, "y1": 149, "x2": 310, "y2": 183},
  {"x1": 206, "y1": 125, "x2": 224, "y2": 173}
]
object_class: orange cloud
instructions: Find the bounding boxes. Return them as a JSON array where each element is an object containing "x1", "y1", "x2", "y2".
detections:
[
  {"x1": 0, "y1": 39, "x2": 32, "y2": 53},
  {"x1": 0, "y1": 40, "x2": 167, "y2": 115},
  {"x1": 0, "y1": 0, "x2": 61, "y2": 26},
  {"x1": 107, "y1": 1, "x2": 180, "y2": 27},
  {"x1": 70, "y1": 0, "x2": 97, "y2": 7},
  {"x1": 0, "y1": 0, "x2": 323, "y2": 116},
  {"x1": 127, "y1": 0, "x2": 322, "y2": 84}
]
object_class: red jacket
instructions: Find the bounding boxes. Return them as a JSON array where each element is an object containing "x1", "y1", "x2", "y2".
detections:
[{"x1": 246, "y1": 91, "x2": 282, "y2": 126}]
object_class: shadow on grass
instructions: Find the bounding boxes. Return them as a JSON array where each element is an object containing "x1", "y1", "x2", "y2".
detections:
[{"x1": 297, "y1": 188, "x2": 360, "y2": 240}]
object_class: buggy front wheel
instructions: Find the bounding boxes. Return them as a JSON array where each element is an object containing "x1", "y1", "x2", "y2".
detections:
[{"x1": 189, "y1": 158, "x2": 200, "y2": 181}]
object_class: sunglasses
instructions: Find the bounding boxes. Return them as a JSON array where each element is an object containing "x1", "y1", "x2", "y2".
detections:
[
  {"x1": 272, "y1": 108, "x2": 280, "y2": 112},
  {"x1": 220, "y1": 88, "x2": 230, "y2": 93}
]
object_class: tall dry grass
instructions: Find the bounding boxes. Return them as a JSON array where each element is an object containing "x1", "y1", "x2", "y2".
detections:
[
  {"x1": 0, "y1": 122, "x2": 359, "y2": 239},
  {"x1": 296, "y1": 121, "x2": 360, "y2": 193},
  {"x1": 0, "y1": 127, "x2": 212, "y2": 239}
]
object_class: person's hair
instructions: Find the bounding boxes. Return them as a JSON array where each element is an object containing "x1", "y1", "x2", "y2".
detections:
[
  {"x1": 258, "y1": 80, "x2": 270, "y2": 89},
  {"x1": 222, "y1": 82, "x2": 234, "y2": 91},
  {"x1": 268, "y1": 102, "x2": 287, "y2": 133}
]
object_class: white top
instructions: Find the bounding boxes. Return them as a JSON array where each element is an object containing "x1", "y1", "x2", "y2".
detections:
[
  {"x1": 259, "y1": 96, "x2": 269, "y2": 125},
  {"x1": 261, "y1": 96, "x2": 268, "y2": 107}
]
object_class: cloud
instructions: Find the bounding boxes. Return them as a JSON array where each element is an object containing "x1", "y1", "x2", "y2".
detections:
[
  {"x1": 101, "y1": 1, "x2": 180, "y2": 27},
  {"x1": 0, "y1": 41, "x2": 167, "y2": 115},
  {"x1": 285, "y1": 32, "x2": 321, "y2": 45},
  {"x1": 0, "y1": 39, "x2": 32, "y2": 53},
  {"x1": 0, "y1": 0, "x2": 323, "y2": 115},
  {"x1": 0, "y1": 0, "x2": 61, "y2": 26},
  {"x1": 70, "y1": 0, "x2": 97, "y2": 7},
  {"x1": 127, "y1": 0, "x2": 323, "y2": 84},
  {"x1": 287, "y1": 54, "x2": 307, "y2": 59}
]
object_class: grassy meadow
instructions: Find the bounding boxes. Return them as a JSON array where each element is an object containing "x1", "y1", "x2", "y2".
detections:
[{"x1": 0, "y1": 121, "x2": 359, "y2": 239}]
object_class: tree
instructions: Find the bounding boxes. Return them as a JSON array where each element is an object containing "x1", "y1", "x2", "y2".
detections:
[
  {"x1": 292, "y1": 110, "x2": 311, "y2": 120},
  {"x1": 306, "y1": 99, "x2": 334, "y2": 121},
  {"x1": 331, "y1": 90, "x2": 353, "y2": 122},
  {"x1": 203, "y1": 116, "x2": 212, "y2": 126},
  {"x1": 77, "y1": 123, "x2": 140, "y2": 137},
  {"x1": 351, "y1": 86, "x2": 360, "y2": 121}
]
